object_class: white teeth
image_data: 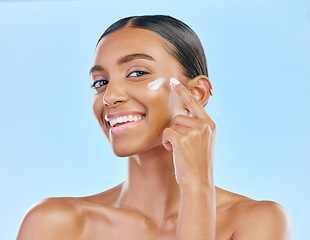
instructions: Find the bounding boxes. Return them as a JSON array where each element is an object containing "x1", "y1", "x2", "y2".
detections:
[
  {"x1": 108, "y1": 115, "x2": 144, "y2": 127},
  {"x1": 116, "y1": 117, "x2": 122, "y2": 123},
  {"x1": 110, "y1": 118, "x2": 117, "y2": 127}
]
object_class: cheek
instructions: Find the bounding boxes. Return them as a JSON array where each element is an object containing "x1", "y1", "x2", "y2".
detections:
[
  {"x1": 128, "y1": 80, "x2": 186, "y2": 119},
  {"x1": 147, "y1": 77, "x2": 165, "y2": 91},
  {"x1": 92, "y1": 94, "x2": 109, "y2": 136},
  {"x1": 92, "y1": 95, "x2": 102, "y2": 119},
  {"x1": 143, "y1": 77, "x2": 187, "y2": 118},
  {"x1": 129, "y1": 81, "x2": 170, "y2": 108},
  {"x1": 127, "y1": 82, "x2": 173, "y2": 129}
]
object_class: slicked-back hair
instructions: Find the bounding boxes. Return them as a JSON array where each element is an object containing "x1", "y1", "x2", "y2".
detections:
[{"x1": 97, "y1": 15, "x2": 208, "y2": 78}]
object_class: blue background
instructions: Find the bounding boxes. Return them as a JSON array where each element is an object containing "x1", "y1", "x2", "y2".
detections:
[{"x1": 0, "y1": 0, "x2": 309, "y2": 239}]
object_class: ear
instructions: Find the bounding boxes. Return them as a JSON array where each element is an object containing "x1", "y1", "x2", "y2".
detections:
[{"x1": 187, "y1": 75, "x2": 213, "y2": 107}]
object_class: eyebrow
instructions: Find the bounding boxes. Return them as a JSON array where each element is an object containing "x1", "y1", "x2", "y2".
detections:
[
  {"x1": 89, "y1": 65, "x2": 104, "y2": 75},
  {"x1": 117, "y1": 53, "x2": 156, "y2": 65},
  {"x1": 89, "y1": 53, "x2": 156, "y2": 75}
]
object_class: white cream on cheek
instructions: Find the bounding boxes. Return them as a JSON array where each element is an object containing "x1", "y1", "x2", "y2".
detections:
[{"x1": 147, "y1": 77, "x2": 165, "y2": 90}]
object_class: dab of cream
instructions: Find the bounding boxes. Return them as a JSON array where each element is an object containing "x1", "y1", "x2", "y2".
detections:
[{"x1": 147, "y1": 77, "x2": 165, "y2": 90}]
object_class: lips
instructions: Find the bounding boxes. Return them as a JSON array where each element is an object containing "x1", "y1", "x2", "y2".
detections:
[{"x1": 105, "y1": 112, "x2": 146, "y2": 134}]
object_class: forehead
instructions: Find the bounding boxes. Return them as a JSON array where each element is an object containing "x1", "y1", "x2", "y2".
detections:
[{"x1": 93, "y1": 27, "x2": 173, "y2": 64}]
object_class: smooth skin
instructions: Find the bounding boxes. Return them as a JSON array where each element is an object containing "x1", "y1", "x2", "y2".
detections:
[{"x1": 17, "y1": 27, "x2": 291, "y2": 240}]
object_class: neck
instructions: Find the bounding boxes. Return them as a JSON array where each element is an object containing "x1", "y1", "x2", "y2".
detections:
[{"x1": 116, "y1": 145, "x2": 180, "y2": 222}]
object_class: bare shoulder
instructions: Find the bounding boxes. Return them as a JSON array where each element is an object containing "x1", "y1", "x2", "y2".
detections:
[
  {"x1": 17, "y1": 185, "x2": 123, "y2": 240},
  {"x1": 17, "y1": 197, "x2": 85, "y2": 240},
  {"x1": 216, "y1": 188, "x2": 291, "y2": 240},
  {"x1": 234, "y1": 200, "x2": 291, "y2": 239}
]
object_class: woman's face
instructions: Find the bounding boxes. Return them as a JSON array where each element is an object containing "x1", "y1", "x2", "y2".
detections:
[{"x1": 91, "y1": 27, "x2": 188, "y2": 157}]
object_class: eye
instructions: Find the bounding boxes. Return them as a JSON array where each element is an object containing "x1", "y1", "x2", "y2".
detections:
[
  {"x1": 128, "y1": 70, "x2": 149, "y2": 77},
  {"x1": 91, "y1": 79, "x2": 109, "y2": 89}
]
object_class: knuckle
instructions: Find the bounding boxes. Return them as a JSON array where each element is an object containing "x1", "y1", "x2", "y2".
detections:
[
  {"x1": 191, "y1": 128, "x2": 200, "y2": 138},
  {"x1": 200, "y1": 121, "x2": 215, "y2": 134},
  {"x1": 163, "y1": 127, "x2": 172, "y2": 136},
  {"x1": 170, "y1": 125, "x2": 178, "y2": 131},
  {"x1": 162, "y1": 128, "x2": 168, "y2": 136},
  {"x1": 174, "y1": 115, "x2": 183, "y2": 122},
  {"x1": 177, "y1": 135, "x2": 188, "y2": 145},
  {"x1": 210, "y1": 121, "x2": 216, "y2": 130},
  {"x1": 198, "y1": 120, "x2": 209, "y2": 130},
  {"x1": 191, "y1": 97, "x2": 199, "y2": 104},
  {"x1": 203, "y1": 122, "x2": 210, "y2": 131}
]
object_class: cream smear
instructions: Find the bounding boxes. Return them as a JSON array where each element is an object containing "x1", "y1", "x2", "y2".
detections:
[{"x1": 147, "y1": 77, "x2": 165, "y2": 90}]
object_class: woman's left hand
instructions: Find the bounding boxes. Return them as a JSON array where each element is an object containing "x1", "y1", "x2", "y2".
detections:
[{"x1": 162, "y1": 78, "x2": 216, "y2": 188}]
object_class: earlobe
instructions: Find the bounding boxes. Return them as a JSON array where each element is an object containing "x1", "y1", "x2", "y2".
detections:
[{"x1": 190, "y1": 75, "x2": 213, "y2": 107}]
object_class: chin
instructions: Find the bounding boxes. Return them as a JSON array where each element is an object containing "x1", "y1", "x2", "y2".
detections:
[
  {"x1": 112, "y1": 147, "x2": 136, "y2": 157},
  {"x1": 110, "y1": 140, "x2": 145, "y2": 157},
  {"x1": 110, "y1": 136, "x2": 163, "y2": 158}
]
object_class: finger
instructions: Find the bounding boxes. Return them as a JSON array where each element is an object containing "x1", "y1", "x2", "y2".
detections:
[
  {"x1": 162, "y1": 127, "x2": 182, "y2": 151},
  {"x1": 170, "y1": 77, "x2": 209, "y2": 120},
  {"x1": 169, "y1": 124, "x2": 194, "y2": 135},
  {"x1": 173, "y1": 114, "x2": 215, "y2": 131},
  {"x1": 163, "y1": 124, "x2": 199, "y2": 151},
  {"x1": 162, "y1": 138, "x2": 173, "y2": 151}
]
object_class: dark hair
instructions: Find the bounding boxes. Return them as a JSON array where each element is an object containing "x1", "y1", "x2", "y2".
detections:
[{"x1": 97, "y1": 15, "x2": 208, "y2": 78}]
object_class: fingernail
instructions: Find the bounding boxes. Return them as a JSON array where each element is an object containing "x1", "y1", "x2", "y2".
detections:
[{"x1": 170, "y1": 78, "x2": 180, "y2": 86}]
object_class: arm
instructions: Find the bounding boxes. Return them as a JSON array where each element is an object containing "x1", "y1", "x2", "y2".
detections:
[
  {"x1": 177, "y1": 184, "x2": 215, "y2": 239},
  {"x1": 163, "y1": 77, "x2": 216, "y2": 239},
  {"x1": 162, "y1": 78, "x2": 290, "y2": 239}
]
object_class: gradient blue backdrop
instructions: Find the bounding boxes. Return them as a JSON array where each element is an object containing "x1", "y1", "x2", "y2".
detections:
[{"x1": 1, "y1": 0, "x2": 309, "y2": 239}]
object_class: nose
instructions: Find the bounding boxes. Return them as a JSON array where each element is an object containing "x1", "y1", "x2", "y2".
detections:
[{"x1": 103, "y1": 79, "x2": 128, "y2": 107}]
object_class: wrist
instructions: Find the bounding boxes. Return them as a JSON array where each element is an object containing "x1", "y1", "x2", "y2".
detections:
[
  {"x1": 179, "y1": 180, "x2": 215, "y2": 194},
  {"x1": 179, "y1": 183, "x2": 216, "y2": 210},
  {"x1": 178, "y1": 173, "x2": 214, "y2": 190}
]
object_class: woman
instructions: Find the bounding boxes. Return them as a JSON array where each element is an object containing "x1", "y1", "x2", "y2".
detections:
[{"x1": 17, "y1": 15, "x2": 291, "y2": 240}]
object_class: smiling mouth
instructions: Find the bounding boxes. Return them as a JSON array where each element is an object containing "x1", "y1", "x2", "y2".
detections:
[{"x1": 106, "y1": 113, "x2": 146, "y2": 134}]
